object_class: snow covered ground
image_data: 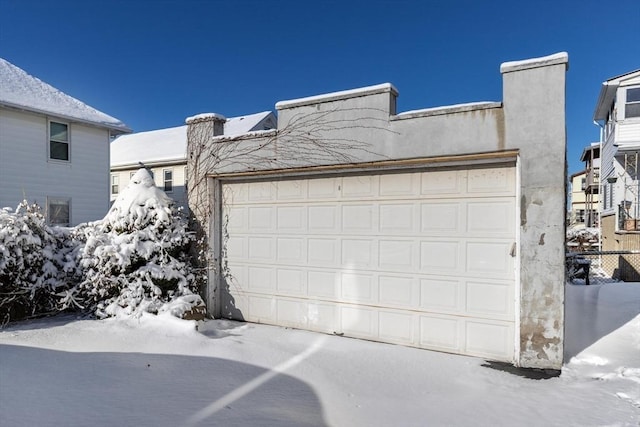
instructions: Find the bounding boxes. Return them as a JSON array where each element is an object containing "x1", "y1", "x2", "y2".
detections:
[{"x1": 1, "y1": 281, "x2": 638, "y2": 427}]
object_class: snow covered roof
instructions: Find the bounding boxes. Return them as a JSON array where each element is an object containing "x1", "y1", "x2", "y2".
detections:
[
  {"x1": 0, "y1": 58, "x2": 130, "y2": 133},
  {"x1": 111, "y1": 111, "x2": 275, "y2": 168}
]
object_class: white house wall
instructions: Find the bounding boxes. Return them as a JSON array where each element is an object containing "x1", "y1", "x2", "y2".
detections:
[{"x1": 0, "y1": 107, "x2": 110, "y2": 224}]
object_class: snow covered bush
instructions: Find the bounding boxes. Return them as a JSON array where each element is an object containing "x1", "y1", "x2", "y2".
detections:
[
  {"x1": 0, "y1": 202, "x2": 67, "y2": 323},
  {"x1": 65, "y1": 169, "x2": 202, "y2": 318}
]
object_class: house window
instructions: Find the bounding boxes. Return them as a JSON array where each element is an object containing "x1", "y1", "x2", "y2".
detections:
[
  {"x1": 164, "y1": 169, "x2": 173, "y2": 192},
  {"x1": 49, "y1": 121, "x2": 69, "y2": 161},
  {"x1": 47, "y1": 197, "x2": 70, "y2": 226},
  {"x1": 111, "y1": 174, "x2": 119, "y2": 195},
  {"x1": 626, "y1": 88, "x2": 640, "y2": 118}
]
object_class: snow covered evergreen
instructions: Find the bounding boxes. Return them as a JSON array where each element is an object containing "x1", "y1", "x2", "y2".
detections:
[{"x1": 0, "y1": 169, "x2": 203, "y2": 322}]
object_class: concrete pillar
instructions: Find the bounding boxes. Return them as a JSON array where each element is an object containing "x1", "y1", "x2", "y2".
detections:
[{"x1": 502, "y1": 52, "x2": 569, "y2": 369}]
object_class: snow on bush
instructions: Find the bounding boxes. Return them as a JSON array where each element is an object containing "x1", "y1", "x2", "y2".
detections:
[
  {"x1": 65, "y1": 169, "x2": 201, "y2": 318},
  {"x1": 0, "y1": 169, "x2": 203, "y2": 323},
  {"x1": 0, "y1": 202, "x2": 70, "y2": 323}
]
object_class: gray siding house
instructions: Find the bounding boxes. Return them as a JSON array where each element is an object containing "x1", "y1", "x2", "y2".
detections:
[{"x1": 0, "y1": 58, "x2": 130, "y2": 225}]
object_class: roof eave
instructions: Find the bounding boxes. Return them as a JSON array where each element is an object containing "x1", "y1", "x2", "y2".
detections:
[{"x1": 0, "y1": 100, "x2": 132, "y2": 134}]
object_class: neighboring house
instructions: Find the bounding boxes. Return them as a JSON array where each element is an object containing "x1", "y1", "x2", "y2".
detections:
[
  {"x1": 580, "y1": 142, "x2": 601, "y2": 228},
  {"x1": 595, "y1": 69, "x2": 640, "y2": 242},
  {"x1": 187, "y1": 53, "x2": 569, "y2": 370},
  {"x1": 110, "y1": 111, "x2": 276, "y2": 210},
  {"x1": 0, "y1": 58, "x2": 131, "y2": 225},
  {"x1": 569, "y1": 170, "x2": 588, "y2": 226}
]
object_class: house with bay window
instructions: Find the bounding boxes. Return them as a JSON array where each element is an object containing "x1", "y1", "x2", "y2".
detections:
[
  {"x1": 595, "y1": 69, "x2": 640, "y2": 247},
  {"x1": 0, "y1": 57, "x2": 131, "y2": 225}
]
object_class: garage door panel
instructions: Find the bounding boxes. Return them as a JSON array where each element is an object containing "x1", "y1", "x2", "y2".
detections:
[
  {"x1": 379, "y1": 172, "x2": 420, "y2": 196},
  {"x1": 419, "y1": 278, "x2": 461, "y2": 313},
  {"x1": 248, "y1": 206, "x2": 273, "y2": 230},
  {"x1": 342, "y1": 175, "x2": 377, "y2": 198},
  {"x1": 277, "y1": 299, "x2": 308, "y2": 328},
  {"x1": 248, "y1": 295, "x2": 276, "y2": 322},
  {"x1": 226, "y1": 236, "x2": 247, "y2": 260},
  {"x1": 276, "y1": 180, "x2": 306, "y2": 200},
  {"x1": 466, "y1": 200, "x2": 515, "y2": 236},
  {"x1": 420, "y1": 170, "x2": 463, "y2": 195},
  {"x1": 222, "y1": 165, "x2": 516, "y2": 362},
  {"x1": 379, "y1": 239, "x2": 416, "y2": 270},
  {"x1": 341, "y1": 306, "x2": 377, "y2": 338},
  {"x1": 379, "y1": 203, "x2": 416, "y2": 233},
  {"x1": 248, "y1": 181, "x2": 275, "y2": 201},
  {"x1": 308, "y1": 238, "x2": 338, "y2": 265},
  {"x1": 276, "y1": 268, "x2": 306, "y2": 295},
  {"x1": 466, "y1": 241, "x2": 514, "y2": 278},
  {"x1": 341, "y1": 272, "x2": 376, "y2": 304},
  {"x1": 308, "y1": 205, "x2": 339, "y2": 232},
  {"x1": 466, "y1": 281, "x2": 514, "y2": 319},
  {"x1": 247, "y1": 266, "x2": 275, "y2": 293},
  {"x1": 465, "y1": 320, "x2": 514, "y2": 359},
  {"x1": 420, "y1": 241, "x2": 460, "y2": 272},
  {"x1": 342, "y1": 204, "x2": 375, "y2": 232},
  {"x1": 247, "y1": 237, "x2": 274, "y2": 261},
  {"x1": 308, "y1": 177, "x2": 340, "y2": 199},
  {"x1": 308, "y1": 270, "x2": 338, "y2": 298},
  {"x1": 466, "y1": 167, "x2": 515, "y2": 196},
  {"x1": 276, "y1": 237, "x2": 305, "y2": 263},
  {"x1": 342, "y1": 239, "x2": 374, "y2": 268},
  {"x1": 276, "y1": 206, "x2": 306, "y2": 231},
  {"x1": 421, "y1": 202, "x2": 462, "y2": 233},
  {"x1": 419, "y1": 315, "x2": 461, "y2": 351},
  {"x1": 307, "y1": 302, "x2": 338, "y2": 332},
  {"x1": 379, "y1": 311, "x2": 415, "y2": 344},
  {"x1": 379, "y1": 275, "x2": 417, "y2": 307}
]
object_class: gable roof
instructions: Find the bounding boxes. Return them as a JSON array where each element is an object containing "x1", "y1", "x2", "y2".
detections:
[
  {"x1": 111, "y1": 111, "x2": 275, "y2": 168},
  {"x1": 593, "y1": 69, "x2": 640, "y2": 121},
  {"x1": 0, "y1": 58, "x2": 131, "y2": 133}
]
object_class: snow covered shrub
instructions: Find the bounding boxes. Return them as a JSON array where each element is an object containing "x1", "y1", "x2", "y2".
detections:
[
  {"x1": 0, "y1": 202, "x2": 65, "y2": 323},
  {"x1": 66, "y1": 169, "x2": 202, "y2": 318}
]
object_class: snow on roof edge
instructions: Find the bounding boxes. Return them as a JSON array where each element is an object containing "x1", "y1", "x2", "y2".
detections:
[
  {"x1": 500, "y1": 52, "x2": 569, "y2": 74},
  {"x1": 393, "y1": 102, "x2": 501, "y2": 120},
  {"x1": 185, "y1": 112, "x2": 227, "y2": 124},
  {"x1": 276, "y1": 83, "x2": 398, "y2": 110}
]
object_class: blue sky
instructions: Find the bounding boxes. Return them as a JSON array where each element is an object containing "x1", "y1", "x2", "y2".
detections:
[{"x1": 1, "y1": 0, "x2": 638, "y2": 174}]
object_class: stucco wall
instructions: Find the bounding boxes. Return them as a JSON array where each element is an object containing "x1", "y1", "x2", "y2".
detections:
[{"x1": 188, "y1": 53, "x2": 569, "y2": 369}]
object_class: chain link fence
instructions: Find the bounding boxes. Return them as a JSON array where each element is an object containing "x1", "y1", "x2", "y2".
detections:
[{"x1": 567, "y1": 250, "x2": 640, "y2": 285}]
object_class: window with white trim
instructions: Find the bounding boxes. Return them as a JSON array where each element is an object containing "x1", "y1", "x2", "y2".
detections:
[
  {"x1": 49, "y1": 121, "x2": 69, "y2": 161},
  {"x1": 111, "y1": 174, "x2": 119, "y2": 195},
  {"x1": 163, "y1": 169, "x2": 173, "y2": 192},
  {"x1": 626, "y1": 87, "x2": 640, "y2": 118},
  {"x1": 48, "y1": 197, "x2": 70, "y2": 226}
]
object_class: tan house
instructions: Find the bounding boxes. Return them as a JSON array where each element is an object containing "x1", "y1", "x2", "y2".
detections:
[{"x1": 569, "y1": 170, "x2": 588, "y2": 226}]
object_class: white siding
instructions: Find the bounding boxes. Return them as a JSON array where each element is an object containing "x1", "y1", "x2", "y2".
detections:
[
  {"x1": 617, "y1": 121, "x2": 640, "y2": 142},
  {"x1": 0, "y1": 107, "x2": 111, "y2": 224}
]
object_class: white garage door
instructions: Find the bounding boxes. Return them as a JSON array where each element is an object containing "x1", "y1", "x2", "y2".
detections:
[{"x1": 221, "y1": 165, "x2": 516, "y2": 361}]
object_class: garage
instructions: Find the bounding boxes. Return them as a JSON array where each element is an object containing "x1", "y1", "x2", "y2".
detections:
[{"x1": 219, "y1": 164, "x2": 517, "y2": 361}]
